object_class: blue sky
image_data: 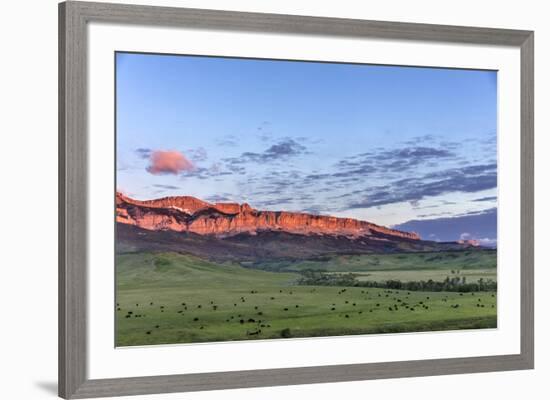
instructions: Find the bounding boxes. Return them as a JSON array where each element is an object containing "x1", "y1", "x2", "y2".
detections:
[{"x1": 116, "y1": 52, "x2": 497, "y2": 243}]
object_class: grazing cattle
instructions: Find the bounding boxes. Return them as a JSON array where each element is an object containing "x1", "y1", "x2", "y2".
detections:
[
  {"x1": 146, "y1": 331, "x2": 151, "y2": 335},
  {"x1": 193, "y1": 317, "x2": 199, "y2": 321}
]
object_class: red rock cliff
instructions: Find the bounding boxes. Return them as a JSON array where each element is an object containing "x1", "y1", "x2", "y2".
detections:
[{"x1": 116, "y1": 192, "x2": 420, "y2": 240}]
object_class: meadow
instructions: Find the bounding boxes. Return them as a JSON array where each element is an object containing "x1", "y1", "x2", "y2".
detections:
[{"x1": 116, "y1": 251, "x2": 497, "y2": 346}]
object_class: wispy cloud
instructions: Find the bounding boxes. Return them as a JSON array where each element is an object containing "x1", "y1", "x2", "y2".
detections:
[
  {"x1": 216, "y1": 135, "x2": 238, "y2": 147},
  {"x1": 472, "y1": 196, "x2": 497, "y2": 202},
  {"x1": 225, "y1": 139, "x2": 306, "y2": 165},
  {"x1": 135, "y1": 148, "x2": 152, "y2": 159},
  {"x1": 152, "y1": 184, "x2": 180, "y2": 190},
  {"x1": 345, "y1": 163, "x2": 497, "y2": 209},
  {"x1": 187, "y1": 147, "x2": 208, "y2": 162}
]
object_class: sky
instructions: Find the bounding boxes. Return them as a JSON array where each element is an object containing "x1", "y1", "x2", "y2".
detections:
[{"x1": 116, "y1": 52, "x2": 497, "y2": 244}]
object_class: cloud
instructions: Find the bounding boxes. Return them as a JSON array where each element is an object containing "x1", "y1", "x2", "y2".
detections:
[
  {"x1": 477, "y1": 238, "x2": 498, "y2": 247},
  {"x1": 393, "y1": 208, "x2": 497, "y2": 244},
  {"x1": 226, "y1": 139, "x2": 306, "y2": 164},
  {"x1": 472, "y1": 196, "x2": 497, "y2": 202},
  {"x1": 334, "y1": 145, "x2": 456, "y2": 177},
  {"x1": 187, "y1": 147, "x2": 208, "y2": 162},
  {"x1": 216, "y1": 135, "x2": 238, "y2": 147},
  {"x1": 146, "y1": 150, "x2": 194, "y2": 175},
  {"x1": 152, "y1": 184, "x2": 180, "y2": 190},
  {"x1": 254, "y1": 198, "x2": 294, "y2": 208},
  {"x1": 135, "y1": 148, "x2": 152, "y2": 159},
  {"x1": 345, "y1": 163, "x2": 497, "y2": 209},
  {"x1": 205, "y1": 194, "x2": 234, "y2": 203}
]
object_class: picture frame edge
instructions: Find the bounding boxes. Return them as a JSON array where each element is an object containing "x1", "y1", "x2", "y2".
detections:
[{"x1": 58, "y1": 1, "x2": 535, "y2": 398}]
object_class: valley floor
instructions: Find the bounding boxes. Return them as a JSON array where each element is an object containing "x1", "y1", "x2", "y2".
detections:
[{"x1": 116, "y1": 251, "x2": 497, "y2": 346}]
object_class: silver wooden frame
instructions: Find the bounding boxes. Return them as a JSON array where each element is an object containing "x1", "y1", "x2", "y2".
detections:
[{"x1": 59, "y1": 1, "x2": 534, "y2": 398}]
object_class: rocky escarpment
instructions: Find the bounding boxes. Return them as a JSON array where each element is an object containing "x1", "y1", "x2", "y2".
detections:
[{"x1": 116, "y1": 192, "x2": 421, "y2": 240}]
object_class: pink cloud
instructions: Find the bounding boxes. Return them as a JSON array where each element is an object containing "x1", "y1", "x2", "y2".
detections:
[{"x1": 146, "y1": 150, "x2": 194, "y2": 175}]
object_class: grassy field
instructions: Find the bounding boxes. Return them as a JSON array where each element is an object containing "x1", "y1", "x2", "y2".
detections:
[
  {"x1": 116, "y1": 251, "x2": 497, "y2": 346},
  {"x1": 249, "y1": 250, "x2": 497, "y2": 272},
  {"x1": 347, "y1": 269, "x2": 496, "y2": 283}
]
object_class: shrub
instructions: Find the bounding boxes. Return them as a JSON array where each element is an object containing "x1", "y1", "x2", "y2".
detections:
[{"x1": 281, "y1": 328, "x2": 292, "y2": 338}]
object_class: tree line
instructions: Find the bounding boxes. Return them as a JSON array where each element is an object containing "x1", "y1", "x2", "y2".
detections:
[{"x1": 297, "y1": 271, "x2": 497, "y2": 292}]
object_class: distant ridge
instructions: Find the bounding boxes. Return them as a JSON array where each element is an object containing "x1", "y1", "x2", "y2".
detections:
[{"x1": 116, "y1": 192, "x2": 420, "y2": 240}]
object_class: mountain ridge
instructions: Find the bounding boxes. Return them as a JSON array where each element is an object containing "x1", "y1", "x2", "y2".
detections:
[{"x1": 116, "y1": 192, "x2": 420, "y2": 240}]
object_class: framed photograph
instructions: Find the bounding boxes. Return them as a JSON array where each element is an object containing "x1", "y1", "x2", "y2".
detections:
[{"x1": 59, "y1": 1, "x2": 534, "y2": 398}]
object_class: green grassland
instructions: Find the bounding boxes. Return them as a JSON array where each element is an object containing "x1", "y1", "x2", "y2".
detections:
[
  {"x1": 116, "y1": 251, "x2": 497, "y2": 346},
  {"x1": 248, "y1": 249, "x2": 497, "y2": 272},
  {"x1": 346, "y1": 268, "x2": 496, "y2": 283}
]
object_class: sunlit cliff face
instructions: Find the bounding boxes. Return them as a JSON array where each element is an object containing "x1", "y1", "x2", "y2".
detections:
[{"x1": 116, "y1": 192, "x2": 420, "y2": 240}]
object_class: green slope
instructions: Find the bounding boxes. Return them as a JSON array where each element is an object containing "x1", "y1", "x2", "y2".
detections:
[{"x1": 116, "y1": 252, "x2": 497, "y2": 346}]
